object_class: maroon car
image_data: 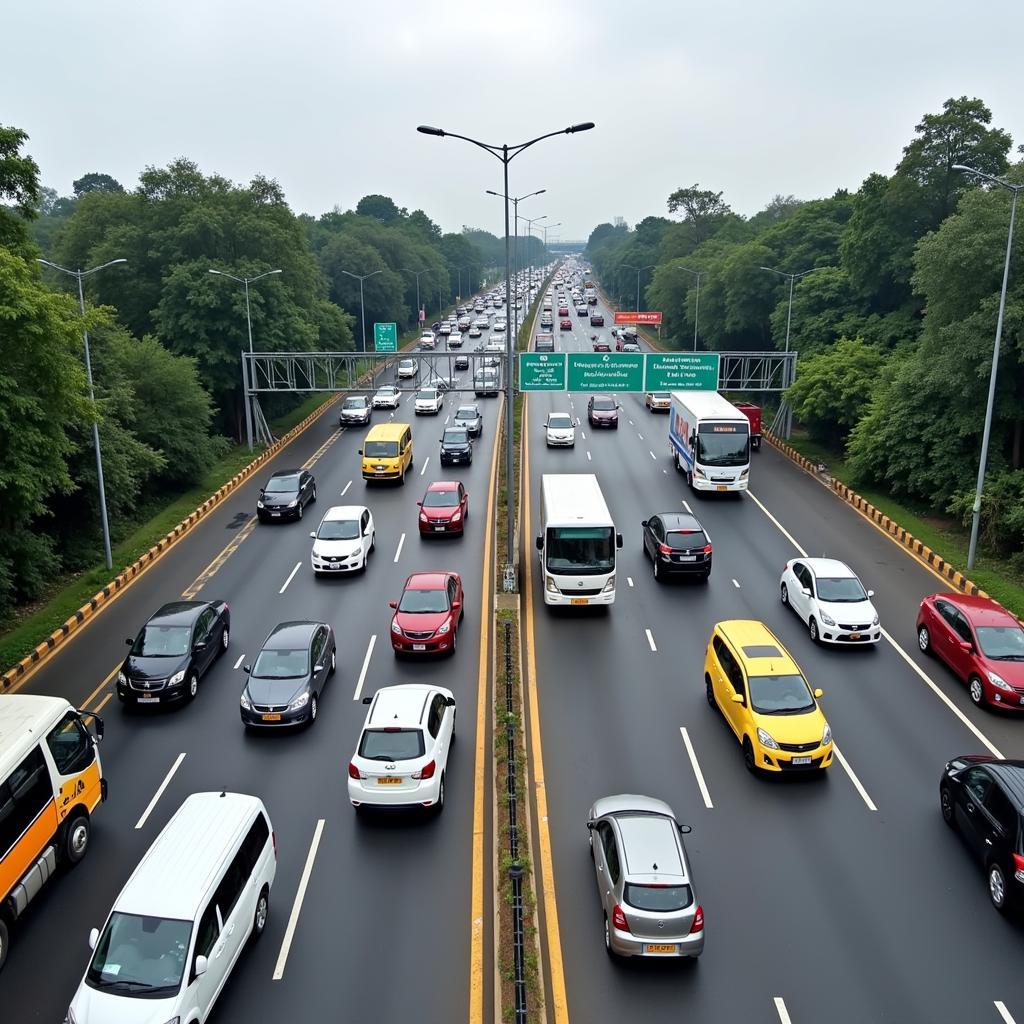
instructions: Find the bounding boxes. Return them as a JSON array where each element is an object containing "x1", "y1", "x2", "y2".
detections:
[
  {"x1": 560, "y1": 318, "x2": 573, "y2": 330},
  {"x1": 590, "y1": 313, "x2": 605, "y2": 327},
  {"x1": 587, "y1": 394, "x2": 619, "y2": 429},
  {"x1": 390, "y1": 571, "x2": 464, "y2": 656},
  {"x1": 917, "y1": 593, "x2": 1024, "y2": 709},
  {"x1": 417, "y1": 481, "x2": 468, "y2": 536}
]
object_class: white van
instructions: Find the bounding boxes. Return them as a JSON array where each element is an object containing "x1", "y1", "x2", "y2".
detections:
[{"x1": 66, "y1": 792, "x2": 275, "y2": 1024}]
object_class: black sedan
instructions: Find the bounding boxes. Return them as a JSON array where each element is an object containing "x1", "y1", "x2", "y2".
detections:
[
  {"x1": 439, "y1": 427, "x2": 473, "y2": 466},
  {"x1": 257, "y1": 468, "x2": 316, "y2": 522},
  {"x1": 641, "y1": 512, "x2": 713, "y2": 582},
  {"x1": 453, "y1": 404, "x2": 483, "y2": 437},
  {"x1": 118, "y1": 600, "x2": 230, "y2": 707},
  {"x1": 240, "y1": 621, "x2": 336, "y2": 729}
]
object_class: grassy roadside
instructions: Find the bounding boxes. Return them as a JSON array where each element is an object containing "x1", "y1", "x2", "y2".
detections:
[{"x1": 785, "y1": 434, "x2": 1024, "y2": 618}]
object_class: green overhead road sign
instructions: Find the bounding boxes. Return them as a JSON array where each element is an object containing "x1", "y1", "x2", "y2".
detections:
[
  {"x1": 373, "y1": 322, "x2": 398, "y2": 352},
  {"x1": 644, "y1": 352, "x2": 719, "y2": 391},
  {"x1": 567, "y1": 352, "x2": 644, "y2": 393},
  {"x1": 518, "y1": 352, "x2": 567, "y2": 391}
]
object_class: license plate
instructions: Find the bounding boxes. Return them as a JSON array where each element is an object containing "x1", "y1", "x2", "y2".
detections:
[
  {"x1": 434, "y1": 526, "x2": 446, "y2": 532},
  {"x1": 645, "y1": 943, "x2": 677, "y2": 955},
  {"x1": 678, "y1": 555, "x2": 697, "y2": 562},
  {"x1": 716, "y1": 485, "x2": 728, "y2": 492},
  {"x1": 262, "y1": 713, "x2": 281, "y2": 722},
  {"x1": 412, "y1": 643, "x2": 427, "y2": 651},
  {"x1": 849, "y1": 632, "x2": 861, "y2": 640},
  {"x1": 792, "y1": 756, "x2": 812, "y2": 765},
  {"x1": 377, "y1": 776, "x2": 403, "y2": 785},
  {"x1": 330, "y1": 562, "x2": 340, "y2": 569},
  {"x1": 375, "y1": 469, "x2": 385, "y2": 474},
  {"x1": 137, "y1": 696, "x2": 159, "y2": 704},
  {"x1": 571, "y1": 598, "x2": 588, "y2": 606},
  {"x1": 271, "y1": 511, "x2": 281, "y2": 516}
]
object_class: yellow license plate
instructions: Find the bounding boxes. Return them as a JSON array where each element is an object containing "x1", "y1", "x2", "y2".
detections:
[
  {"x1": 571, "y1": 598, "x2": 588, "y2": 606},
  {"x1": 377, "y1": 777, "x2": 403, "y2": 785},
  {"x1": 849, "y1": 632, "x2": 861, "y2": 640},
  {"x1": 645, "y1": 943, "x2": 677, "y2": 954},
  {"x1": 716, "y1": 485, "x2": 728, "y2": 492},
  {"x1": 261, "y1": 713, "x2": 281, "y2": 722}
]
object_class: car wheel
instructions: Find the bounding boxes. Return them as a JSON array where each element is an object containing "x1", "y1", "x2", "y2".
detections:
[
  {"x1": 311, "y1": 485, "x2": 317, "y2": 503},
  {"x1": 940, "y1": 785, "x2": 956, "y2": 829},
  {"x1": 808, "y1": 617, "x2": 819, "y2": 644},
  {"x1": 705, "y1": 676, "x2": 716, "y2": 711},
  {"x1": 780, "y1": 582, "x2": 789, "y2": 607},
  {"x1": 252, "y1": 885, "x2": 270, "y2": 941},
  {"x1": 435, "y1": 772, "x2": 446, "y2": 815},
  {"x1": 653, "y1": 556, "x2": 661, "y2": 582},
  {"x1": 969, "y1": 676, "x2": 985, "y2": 707},
  {"x1": 742, "y1": 736, "x2": 758, "y2": 774},
  {"x1": 450, "y1": 628, "x2": 457, "y2": 656},
  {"x1": 220, "y1": 626, "x2": 230, "y2": 654},
  {"x1": 187, "y1": 672, "x2": 199, "y2": 701},
  {"x1": 370, "y1": 533, "x2": 376, "y2": 553},
  {"x1": 62, "y1": 812, "x2": 90, "y2": 865},
  {"x1": 917, "y1": 625, "x2": 931, "y2": 654},
  {"x1": 604, "y1": 916, "x2": 619, "y2": 959},
  {"x1": 989, "y1": 862, "x2": 1011, "y2": 913},
  {"x1": 701, "y1": 571, "x2": 711, "y2": 583},
  {"x1": 309, "y1": 694, "x2": 318, "y2": 724},
  {"x1": 329, "y1": 648, "x2": 337, "y2": 676},
  {"x1": 298, "y1": 502, "x2": 304, "y2": 520}
]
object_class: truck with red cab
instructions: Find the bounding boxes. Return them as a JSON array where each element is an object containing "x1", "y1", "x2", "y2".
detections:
[{"x1": 734, "y1": 403, "x2": 762, "y2": 451}]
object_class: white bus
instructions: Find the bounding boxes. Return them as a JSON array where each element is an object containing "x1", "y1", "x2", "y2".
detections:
[
  {"x1": 535, "y1": 474, "x2": 623, "y2": 606},
  {"x1": 668, "y1": 391, "x2": 750, "y2": 492}
]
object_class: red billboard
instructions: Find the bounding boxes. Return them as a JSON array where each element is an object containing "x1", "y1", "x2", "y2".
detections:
[{"x1": 614, "y1": 311, "x2": 663, "y2": 325}]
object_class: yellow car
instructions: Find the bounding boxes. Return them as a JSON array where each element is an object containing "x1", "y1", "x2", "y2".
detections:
[{"x1": 704, "y1": 620, "x2": 832, "y2": 773}]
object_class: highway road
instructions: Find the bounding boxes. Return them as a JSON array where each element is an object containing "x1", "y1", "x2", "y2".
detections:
[
  {"x1": 523, "y1": 281, "x2": 1024, "y2": 1024},
  {"x1": 0, "y1": 330, "x2": 508, "y2": 1022}
]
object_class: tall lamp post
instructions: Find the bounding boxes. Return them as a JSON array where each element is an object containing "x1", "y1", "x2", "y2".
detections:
[
  {"x1": 542, "y1": 222, "x2": 561, "y2": 256},
  {"x1": 952, "y1": 164, "x2": 1023, "y2": 569},
  {"x1": 418, "y1": 121, "x2": 595, "y2": 568},
  {"x1": 671, "y1": 264, "x2": 703, "y2": 351},
  {"x1": 37, "y1": 257, "x2": 127, "y2": 570},
  {"x1": 488, "y1": 188, "x2": 545, "y2": 345},
  {"x1": 401, "y1": 267, "x2": 430, "y2": 330},
  {"x1": 520, "y1": 214, "x2": 548, "y2": 279},
  {"x1": 623, "y1": 263, "x2": 656, "y2": 316},
  {"x1": 759, "y1": 265, "x2": 825, "y2": 354},
  {"x1": 340, "y1": 269, "x2": 383, "y2": 353}
]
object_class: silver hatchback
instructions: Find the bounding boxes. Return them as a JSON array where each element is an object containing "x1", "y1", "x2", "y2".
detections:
[{"x1": 586, "y1": 794, "x2": 704, "y2": 959}]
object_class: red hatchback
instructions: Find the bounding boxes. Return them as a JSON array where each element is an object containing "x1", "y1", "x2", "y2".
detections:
[
  {"x1": 390, "y1": 572, "x2": 464, "y2": 656},
  {"x1": 557, "y1": 305, "x2": 569, "y2": 317},
  {"x1": 917, "y1": 594, "x2": 1024, "y2": 709},
  {"x1": 418, "y1": 481, "x2": 468, "y2": 536},
  {"x1": 559, "y1": 318, "x2": 573, "y2": 330}
]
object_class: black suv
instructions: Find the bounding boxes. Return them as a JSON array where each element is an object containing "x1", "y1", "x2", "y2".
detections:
[
  {"x1": 439, "y1": 427, "x2": 473, "y2": 466},
  {"x1": 941, "y1": 755, "x2": 1024, "y2": 913},
  {"x1": 258, "y1": 469, "x2": 316, "y2": 522},
  {"x1": 641, "y1": 512, "x2": 712, "y2": 582}
]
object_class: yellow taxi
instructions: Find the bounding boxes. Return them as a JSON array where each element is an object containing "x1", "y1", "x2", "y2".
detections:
[
  {"x1": 703, "y1": 620, "x2": 832, "y2": 773},
  {"x1": 359, "y1": 422, "x2": 413, "y2": 483}
]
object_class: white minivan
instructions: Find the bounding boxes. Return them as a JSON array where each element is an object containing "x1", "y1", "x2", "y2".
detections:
[{"x1": 65, "y1": 792, "x2": 275, "y2": 1024}]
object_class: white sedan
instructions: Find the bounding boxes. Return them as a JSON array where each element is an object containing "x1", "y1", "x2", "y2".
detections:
[
  {"x1": 372, "y1": 385, "x2": 401, "y2": 409},
  {"x1": 415, "y1": 388, "x2": 444, "y2": 415},
  {"x1": 780, "y1": 557, "x2": 881, "y2": 645},
  {"x1": 545, "y1": 412, "x2": 576, "y2": 448},
  {"x1": 311, "y1": 505, "x2": 375, "y2": 575},
  {"x1": 397, "y1": 359, "x2": 418, "y2": 379}
]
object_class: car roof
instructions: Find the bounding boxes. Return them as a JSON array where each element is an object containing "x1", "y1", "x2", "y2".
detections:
[
  {"x1": 366, "y1": 684, "x2": 442, "y2": 729},
  {"x1": 617, "y1": 813, "x2": 686, "y2": 880},
  {"x1": 940, "y1": 593, "x2": 1020, "y2": 626},
  {"x1": 321, "y1": 504, "x2": 367, "y2": 521},
  {"x1": 404, "y1": 571, "x2": 451, "y2": 589},
  {"x1": 376, "y1": 384, "x2": 399, "y2": 390},
  {"x1": 269, "y1": 468, "x2": 302, "y2": 479},
  {"x1": 455, "y1": 405, "x2": 480, "y2": 413},
  {"x1": 365, "y1": 422, "x2": 409, "y2": 441},
  {"x1": 0, "y1": 695, "x2": 76, "y2": 780},
  {"x1": 657, "y1": 512, "x2": 704, "y2": 532},
  {"x1": 149, "y1": 601, "x2": 209, "y2": 626},
  {"x1": 801, "y1": 558, "x2": 855, "y2": 578},
  {"x1": 263, "y1": 620, "x2": 323, "y2": 647},
  {"x1": 426, "y1": 481, "x2": 459, "y2": 492},
  {"x1": 986, "y1": 762, "x2": 1024, "y2": 808},
  {"x1": 715, "y1": 619, "x2": 800, "y2": 671}
]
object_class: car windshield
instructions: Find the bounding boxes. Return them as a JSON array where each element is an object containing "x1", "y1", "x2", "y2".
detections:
[
  {"x1": 623, "y1": 883, "x2": 692, "y2": 913},
  {"x1": 455, "y1": 408, "x2": 478, "y2": 421},
  {"x1": 976, "y1": 625, "x2": 1024, "y2": 660},
  {"x1": 364, "y1": 441, "x2": 399, "y2": 458},
  {"x1": 132, "y1": 625, "x2": 191, "y2": 658},
  {"x1": 251, "y1": 648, "x2": 309, "y2": 679},
  {"x1": 398, "y1": 588, "x2": 450, "y2": 613},
  {"x1": 343, "y1": 397, "x2": 366, "y2": 409},
  {"x1": 359, "y1": 728, "x2": 426, "y2": 761},
  {"x1": 417, "y1": 390, "x2": 438, "y2": 400},
  {"x1": 545, "y1": 527, "x2": 615, "y2": 575},
  {"x1": 591, "y1": 398, "x2": 615, "y2": 411},
  {"x1": 376, "y1": 388, "x2": 397, "y2": 397},
  {"x1": 748, "y1": 674, "x2": 815, "y2": 714},
  {"x1": 443, "y1": 430, "x2": 469, "y2": 444},
  {"x1": 548, "y1": 415, "x2": 573, "y2": 429},
  {"x1": 265, "y1": 475, "x2": 300, "y2": 493},
  {"x1": 665, "y1": 530, "x2": 707, "y2": 551},
  {"x1": 85, "y1": 912, "x2": 191, "y2": 997},
  {"x1": 695, "y1": 430, "x2": 749, "y2": 467},
  {"x1": 399, "y1": 361, "x2": 415, "y2": 370},
  {"x1": 815, "y1": 576, "x2": 867, "y2": 602},
  {"x1": 423, "y1": 489, "x2": 459, "y2": 508},
  {"x1": 318, "y1": 519, "x2": 360, "y2": 541}
]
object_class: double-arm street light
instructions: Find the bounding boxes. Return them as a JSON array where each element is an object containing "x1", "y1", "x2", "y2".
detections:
[
  {"x1": 37, "y1": 257, "x2": 128, "y2": 570},
  {"x1": 542, "y1": 222, "x2": 561, "y2": 255},
  {"x1": 671, "y1": 264, "x2": 703, "y2": 350},
  {"x1": 340, "y1": 269, "x2": 384, "y2": 353},
  {"x1": 759, "y1": 265, "x2": 825, "y2": 354},
  {"x1": 520, "y1": 214, "x2": 547, "y2": 276},
  {"x1": 952, "y1": 164, "x2": 1023, "y2": 569},
  {"x1": 488, "y1": 188, "x2": 545, "y2": 344},
  {"x1": 400, "y1": 267, "x2": 430, "y2": 329},
  {"x1": 208, "y1": 268, "x2": 283, "y2": 354},
  {"x1": 623, "y1": 263, "x2": 656, "y2": 317},
  {"x1": 418, "y1": 121, "x2": 595, "y2": 568}
]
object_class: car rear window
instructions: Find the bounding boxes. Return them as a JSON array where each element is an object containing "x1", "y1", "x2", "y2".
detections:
[
  {"x1": 665, "y1": 530, "x2": 707, "y2": 551},
  {"x1": 359, "y1": 729, "x2": 425, "y2": 761},
  {"x1": 623, "y1": 883, "x2": 692, "y2": 912}
]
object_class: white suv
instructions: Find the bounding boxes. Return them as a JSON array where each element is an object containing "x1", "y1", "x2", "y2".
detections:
[
  {"x1": 397, "y1": 359, "x2": 417, "y2": 379},
  {"x1": 415, "y1": 388, "x2": 444, "y2": 415},
  {"x1": 348, "y1": 684, "x2": 456, "y2": 813}
]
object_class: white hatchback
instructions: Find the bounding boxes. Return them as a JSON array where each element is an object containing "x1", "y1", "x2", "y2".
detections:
[
  {"x1": 545, "y1": 412, "x2": 576, "y2": 448},
  {"x1": 348, "y1": 684, "x2": 456, "y2": 813},
  {"x1": 415, "y1": 388, "x2": 444, "y2": 415},
  {"x1": 780, "y1": 557, "x2": 881, "y2": 645},
  {"x1": 373, "y1": 385, "x2": 401, "y2": 408},
  {"x1": 310, "y1": 505, "x2": 375, "y2": 575},
  {"x1": 397, "y1": 359, "x2": 418, "y2": 379}
]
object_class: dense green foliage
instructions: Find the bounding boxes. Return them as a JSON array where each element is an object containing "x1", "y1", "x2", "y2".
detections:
[{"x1": 587, "y1": 96, "x2": 1023, "y2": 566}]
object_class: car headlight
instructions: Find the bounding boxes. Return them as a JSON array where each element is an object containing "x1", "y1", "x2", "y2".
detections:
[
  {"x1": 436, "y1": 621, "x2": 451, "y2": 636},
  {"x1": 117, "y1": 670, "x2": 127, "y2": 686},
  {"x1": 288, "y1": 692, "x2": 310, "y2": 711},
  {"x1": 240, "y1": 691, "x2": 251, "y2": 710},
  {"x1": 602, "y1": 574, "x2": 616, "y2": 592},
  {"x1": 546, "y1": 575, "x2": 558, "y2": 593},
  {"x1": 451, "y1": 510, "x2": 462, "y2": 522},
  {"x1": 822, "y1": 724, "x2": 832, "y2": 746},
  {"x1": 819, "y1": 610, "x2": 836, "y2": 626},
  {"x1": 872, "y1": 614, "x2": 880, "y2": 626},
  {"x1": 740, "y1": 468, "x2": 749, "y2": 478},
  {"x1": 168, "y1": 669, "x2": 186, "y2": 686},
  {"x1": 694, "y1": 468, "x2": 705, "y2": 479},
  {"x1": 756, "y1": 727, "x2": 780, "y2": 750},
  {"x1": 988, "y1": 671, "x2": 1013, "y2": 692},
  {"x1": 256, "y1": 500, "x2": 264, "y2": 508},
  {"x1": 391, "y1": 619, "x2": 402, "y2": 635},
  {"x1": 287, "y1": 499, "x2": 299, "y2": 508},
  {"x1": 419, "y1": 512, "x2": 428, "y2": 522}
]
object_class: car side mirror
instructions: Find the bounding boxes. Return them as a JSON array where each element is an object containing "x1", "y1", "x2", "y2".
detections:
[
  {"x1": 451, "y1": 600, "x2": 462, "y2": 610},
  {"x1": 446, "y1": 696, "x2": 457, "y2": 707},
  {"x1": 731, "y1": 693, "x2": 745, "y2": 704},
  {"x1": 259, "y1": 488, "x2": 265, "y2": 496},
  {"x1": 88, "y1": 927, "x2": 99, "y2": 950},
  {"x1": 362, "y1": 696, "x2": 373, "y2": 705},
  {"x1": 125, "y1": 637, "x2": 134, "y2": 646},
  {"x1": 389, "y1": 601, "x2": 398, "y2": 609},
  {"x1": 586, "y1": 820, "x2": 596, "y2": 831},
  {"x1": 959, "y1": 640, "x2": 973, "y2": 653},
  {"x1": 194, "y1": 954, "x2": 208, "y2": 978},
  {"x1": 641, "y1": 520, "x2": 648, "y2": 528},
  {"x1": 867, "y1": 589, "x2": 875, "y2": 598},
  {"x1": 416, "y1": 501, "x2": 423, "y2": 507},
  {"x1": 243, "y1": 664, "x2": 251, "y2": 674},
  {"x1": 813, "y1": 688, "x2": 824, "y2": 699},
  {"x1": 535, "y1": 536, "x2": 543, "y2": 550},
  {"x1": 616, "y1": 533, "x2": 623, "y2": 549},
  {"x1": 309, "y1": 531, "x2": 317, "y2": 539},
  {"x1": 678, "y1": 824, "x2": 692, "y2": 834},
  {"x1": 357, "y1": 449, "x2": 363, "y2": 455}
]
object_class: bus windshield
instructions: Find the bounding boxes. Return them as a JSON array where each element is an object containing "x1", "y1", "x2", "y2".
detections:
[
  {"x1": 545, "y1": 527, "x2": 615, "y2": 576},
  {"x1": 696, "y1": 429, "x2": 749, "y2": 467}
]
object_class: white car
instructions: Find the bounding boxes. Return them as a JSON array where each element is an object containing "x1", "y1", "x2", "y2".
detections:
[
  {"x1": 420, "y1": 329, "x2": 436, "y2": 346},
  {"x1": 545, "y1": 412, "x2": 576, "y2": 448},
  {"x1": 468, "y1": 325, "x2": 482, "y2": 338},
  {"x1": 492, "y1": 320, "x2": 507, "y2": 333},
  {"x1": 780, "y1": 557, "x2": 881, "y2": 645},
  {"x1": 448, "y1": 332, "x2": 463, "y2": 348},
  {"x1": 487, "y1": 335, "x2": 506, "y2": 348},
  {"x1": 348, "y1": 684, "x2": 456, "y2": 813},
  {"x1": 415, "y1": 388, "x2": 444, "y2": 415},
  {"x1": 311, "y1": 505, "x2": 375, "y2": 575},
  {"x1": 373, "y1": 385, "x2": 401, "y2": 408},
  {"x1": 397, "y1": 359, "x2": 418, "y2": 379}
]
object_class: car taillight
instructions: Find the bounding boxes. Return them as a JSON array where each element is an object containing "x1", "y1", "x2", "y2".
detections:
[
  {"x1": 703, "y1": 545, "x2": 713, "y2": 554},
  {"x1": 348, "y1": 762, "x2": 362, "y2": 780},
  {"x1": 690, "y1": 905, "x2": 704, "y2": 933},
  {"x1": 611, "y1": 904, "x2": 630, "y2": 932},
  {"x1": 272, "y1": 830, "x2": 278, "y2": 860},
  {"x1": 413, "y1": 759, "x2": 436, "y2": 780},
  {"x1": 658, "y1": 543, "x2": 672, "y2": 555},
  {"x1": 1014, "y1": 853, "x2": 1024, "y2": 882}
]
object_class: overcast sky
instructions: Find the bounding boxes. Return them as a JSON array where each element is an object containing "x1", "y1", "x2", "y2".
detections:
[{"x1": 5, "y1": 0, "x2": 1022, "y2": 243}]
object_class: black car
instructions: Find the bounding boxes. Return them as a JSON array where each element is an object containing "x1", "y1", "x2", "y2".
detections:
[
  {"x1": 241, "y1": 621, "x2": 336, "y2": 729},
  {"x1": 257, "y1": 468, "x2": 316, "y2": 522},
  {"x1": 641, "y1": 512, "x2": 712, "y2": 581},
  {"x1": 453, "y1": 404, "x2": 483, "y2": 437},
  {"x1": 439, "y1": 427, "x2": 473, "y2": 466},
  {"x1": 339, "y1": 395, "x2": 372, "y2": 426},
  {"x1": 941, "y1": 755, "x2": 1024, "y2": 913},
  {"x1": 118, "y1": 600, "x2": 230, "y2": 707},
  {"x1": 454, "y1": 354, "x2": 470, "y2": 370}
]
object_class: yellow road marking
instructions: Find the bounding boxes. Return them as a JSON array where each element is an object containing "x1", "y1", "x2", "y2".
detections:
[
  {"x1": 469, "y1": 400, "x2": 501, "y2": 1024},
  {"x1": 181, "y1": 518, "x2": 258, "y2": 600},
  {"x1": 522, "y1": 399, "x2": 570, "y2": 1023},
  {"x1": 93, "y1": 692, "x2": 113, "y2": 714},
  {"x1": 82, "y1": 664, "x2": 122, "y2": 711}
]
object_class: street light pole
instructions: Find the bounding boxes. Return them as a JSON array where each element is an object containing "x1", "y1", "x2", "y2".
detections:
[
  {"x1": 520, "y1": 215, "x2": 548, "y2": 281},
  {"x1": 489, "y1": 188, "x2": 545, "y2": 352},
  {"x1": 37, "y1": 257, "x2": 128, "y2": 570},
  {"x1": 624, "y1": 264, "x2": 655, "y2": 317},
  {"x1": 952, "y1": 164, "x2": 1023, "y2": 569},
  {"x1": 671, "y1": 265, "x2": 703, "y2": 350},
  {"x1": 542, "y1": 222, "x2": 561, "y2": 257},
  {"x1": 419, "y1": 121, "x2": 594, "y2": 570},
  {"x1": 340, "y1": 269, "x2": 384, "y2": 354},
  {"x1": 400, "y1": 267, "x2": 429, "y2": 329},
  {"x1": 759, "y1": 265, "x2": 825, "y2": 354}
]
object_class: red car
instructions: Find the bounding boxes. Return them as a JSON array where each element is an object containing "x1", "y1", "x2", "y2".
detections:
[
  {"x1": 917, "y1": 593, "x2": 1024, "y2": 709},
  {"x1": 390, "y1": 572, "x2": 464, "y2": 656},
  {"x1": 590, "y1": 313, "x2": 605, "y2": 327},
  {"x1": 559, "y1": 318, "x2": 573, "y2": 330},
  {"x1": 592, "y1": 338, "x2": 611, "y2": 352},
  {"x1": 557, "y1": 306, "x2": 569, "y2": 317},
  {"x1": 417, "y1": 481, "x2": 468, "y2": 536}
]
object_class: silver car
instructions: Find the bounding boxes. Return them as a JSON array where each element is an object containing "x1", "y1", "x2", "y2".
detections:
[
  {"x1": 339, "y1": 395, "x2": 372, "y2": 426},
  {"x1": 586, "y1": 795, "x2": 704, "y2": 959}
]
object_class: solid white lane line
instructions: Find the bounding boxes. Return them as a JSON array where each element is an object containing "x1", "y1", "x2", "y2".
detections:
[
  {"x1": 638, "y1": 433, "x2": 644, "y2": 440},
  {"x1": 394, "y1": 533, "x2": 406, "y2": 563},
  {"x1": 445, "y1": 415, "x2": 450, "y2": 425},
  {"x1": 94, "y1": 692, "x2": 113, "y2": 713},
  {"x1": 233, "y1": 654, "x2": 246, "y2": 670},
  {"x1": 279, "y1": 561, "x2": 302, "y2": 594},
  {"x1": 341, "y1": 480, "x2": 352, "y2": 496},
  {"x1": 420, "y1": 456, "x2": 430, "y2": 477},
  {"x1": 273, "y1": 817, "x2": 326, "y2": 981},
  {"x1": 732, "y1": 579, "x2": 741, "y2": 588},
  {"x1": 627, "y1": 577, "x2": 634, "y2": 588},
  {"x1": 995, "y1": 1001, "x2": 1017, "y2": 1024},
  {"x1": 663, "y1": 469, "x2": 668, "y2": 474},
  {"x1": 747, "y1": 490, "x2": 808, "y2": 556},
  {"x1": 353, "y1": 634, "x2": 377, "y2": 701},
  {"x1": 679, "y1": 728, "x2": 714, "y2": 808},
  {"x1": 586, "y1": 451, "x2": 592, "y2": 461},
  {"x1": 681, "y1": 500, "x2": 692, "y2": 514},
  {"x1": 649, "y1": 450, "x2": 657, "y2": 460},
  {"x1": 645, "y1": 629, "x2": 657, "y2": 652},
  {"x1": 135, "y1": 753, "x2": 186, "y2": 830},
  {"x1": 832, "y1": 744, "x2": 877, "y2": 811},
  {"x1": 774, "y1": 997, "x2": 793, "y2": 1024},
  {"x1": 628, "y1": 419, "x2": 634, "y2": 426}
]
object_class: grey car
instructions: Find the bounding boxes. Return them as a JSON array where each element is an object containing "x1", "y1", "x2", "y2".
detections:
[
  {"x1": 586, "y1": 794, "x2": 704, "y2": 959},
  {"x1": 453, "y1": 404, "x2": 483, "y2": 437},
  {"x1": 340, "y1": 395, "x2": 372, "y2": 426}
]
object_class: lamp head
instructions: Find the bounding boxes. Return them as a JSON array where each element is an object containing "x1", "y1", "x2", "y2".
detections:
[
  {"x1": 567, "y1": 122, "x2": 595, "y2": 134},
  {"x1": 417, "y1": 125, "x2": 445, "y2": 137}
]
